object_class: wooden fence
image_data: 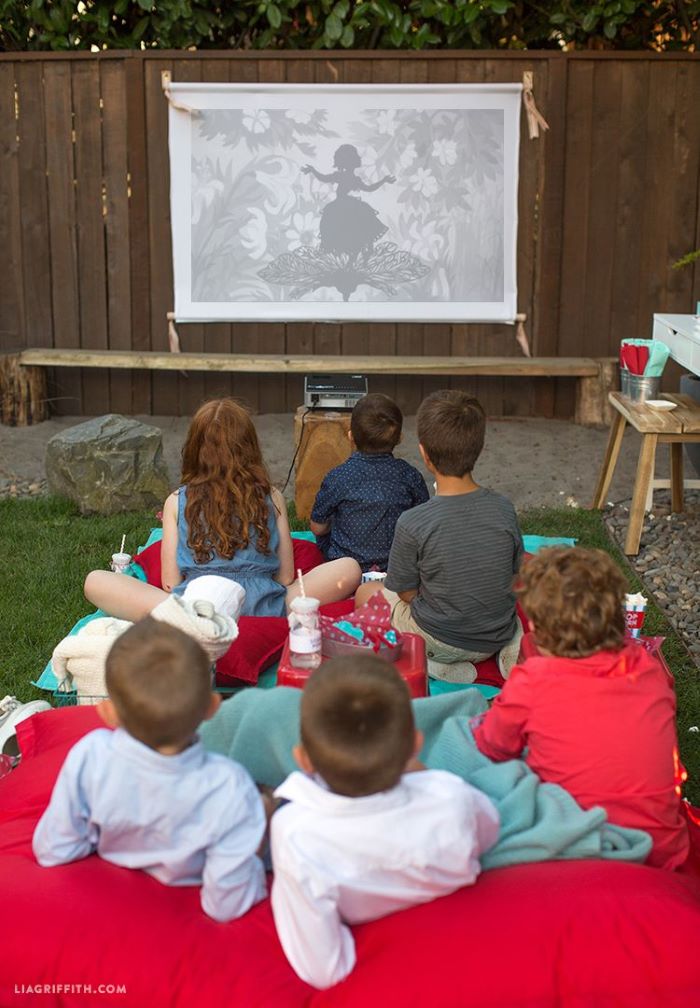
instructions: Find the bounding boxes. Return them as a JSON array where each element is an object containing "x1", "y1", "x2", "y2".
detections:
[{"x1": 1, "y1": 50, "x2": 699, "y2": 419}]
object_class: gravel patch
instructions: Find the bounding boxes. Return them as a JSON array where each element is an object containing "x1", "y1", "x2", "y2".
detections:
[
  {"x1": 604, "y1": 491, "x2": 700, "y2": 668},
  {"x1": 0, "y1": 471, "x2": 47, "y2": 498},
  {"x1": 0, "y1": 413, "x2": 670, "y2": 510}
]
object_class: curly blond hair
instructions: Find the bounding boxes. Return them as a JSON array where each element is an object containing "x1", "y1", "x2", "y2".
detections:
[{"x1": 517, "y1": 547, "x2": 627, "y2": 658}]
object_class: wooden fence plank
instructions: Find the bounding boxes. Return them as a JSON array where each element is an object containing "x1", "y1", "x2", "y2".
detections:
[
  {"x1": 493, "y1": 54, "x2": 540, "y2": 420},
  {"x1": 555, "y1": 58, "x2": 597, "y2": 419},
  {"x1": 43, "y1": 62, "x2": 81, "y2": 415},
  {"x1": 101, "y1": 59, "x2": 133, "y2": 415},
  {"x1": 227, "y1": 57, "x2": 260, "y2": 411},
  {"x1": 609, "y1": 61, "x2": 650, "y2": 347},
  {"x1": 421, "y1": 56, "x2": 458, "y2": 406},
  {"x1": 453, "y1": 56, "x2": 501, "y2": 415},
  {"x1": 125, "y1": 57, "x2": 152, "y2": 414},
  {"x1": 367, "y1": 56, "x2": 399, "y2": 402},
  {"x1": 635, "y1": 61, "x2": 678, "y2": 349},
  {"x1": 0, "y1": 64, "x2": 25, "y2": 354},
  {"x1": 558, "y1": 60, "x2": 595, "y2": 358},
  {"x1": 585, "y1": 60, "x2": 623, "y2": 356},
  {"x1": 144, "y1": 56, "x2": 179, "y2": 417},
  {"x1": 282, "y1": 57, "x2": 317, "y2": 412},
  {"x1": 532, "y1": 55, "x2": 567, "y2": 419},
  {"x1": 248, "y1": 57, "x2": 287, "y2": 416},
  {"x1": 15, "y1": 62, "x2": 52, "y2": 349},
  {"x1": 665, "y1": 62, "x2": 700, "y2": 317},
  {"x1": 172, "y1": 57, "x2": 206, "y2": 418},
  {"x1": 306, "y1": 56, "x2": 346, "y2": 402},
  {"x1": 199, "y1": 57, "x2": 235, "y2": 407},
  {"x1": 73, "y1": 60, "x2": 110, "y2": 415},
  {"x1": 394, "y1": 57, "x2": 429, "y2": 414}
]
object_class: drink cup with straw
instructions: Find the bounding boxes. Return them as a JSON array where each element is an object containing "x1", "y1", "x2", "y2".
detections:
[
  {"x1": 288, "y1": 569, "x2": 322, "y2": 670},
  {"x1": 111, "y1": 534, "x2": 131, "y2": 575}
]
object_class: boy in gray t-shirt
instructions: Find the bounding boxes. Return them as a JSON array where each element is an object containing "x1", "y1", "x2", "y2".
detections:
[{"x1": 357, "y1": 391, "x2": 523, "y2": 683}]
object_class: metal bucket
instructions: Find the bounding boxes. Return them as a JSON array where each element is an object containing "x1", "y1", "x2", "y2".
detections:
[{"x1": 620, "y1": 369, "x2": 660, "y2": 403}]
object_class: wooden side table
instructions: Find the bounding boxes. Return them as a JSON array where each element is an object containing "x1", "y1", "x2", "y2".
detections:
[{"x1": 591, "y1": 392, "x2": 700, "y2": 555}]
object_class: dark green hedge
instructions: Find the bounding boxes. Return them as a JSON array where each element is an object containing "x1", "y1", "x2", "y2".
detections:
[{"x1": 1, "y1": 1, "x2": 698, "y2": 52}]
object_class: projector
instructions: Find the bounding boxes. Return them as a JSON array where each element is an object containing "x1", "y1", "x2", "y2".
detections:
[{"x1": 304, "y1": 374, "x2": 368, "y2": 410}]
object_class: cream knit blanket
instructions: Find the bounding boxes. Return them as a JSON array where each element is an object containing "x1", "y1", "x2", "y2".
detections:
[{"x1": 52, "y1": 589, "x2": 240, "y2": 705}]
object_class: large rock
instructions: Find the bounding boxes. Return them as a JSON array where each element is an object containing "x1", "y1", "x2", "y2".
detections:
[{"x1": 46, "y1": 414, "x2": 170, "y2": 515}]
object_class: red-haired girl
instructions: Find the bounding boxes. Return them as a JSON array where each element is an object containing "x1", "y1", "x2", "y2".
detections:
[{"x1": 85, "y1": 399, "x2": 361, "y2": 621}]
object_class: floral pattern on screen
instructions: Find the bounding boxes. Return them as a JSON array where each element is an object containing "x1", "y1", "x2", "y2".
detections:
[{"x1": 190, "y1": 106, "x2": 504, "y2": 304}]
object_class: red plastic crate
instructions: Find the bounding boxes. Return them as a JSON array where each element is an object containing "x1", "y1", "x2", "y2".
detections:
[{"x1": 277, "y1": 632, "x2": 428, "y2": 698}]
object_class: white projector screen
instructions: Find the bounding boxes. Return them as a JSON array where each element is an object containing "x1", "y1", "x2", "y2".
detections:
[{"x1": 168, "y1": 83, "x2": 521, "y2": 324}]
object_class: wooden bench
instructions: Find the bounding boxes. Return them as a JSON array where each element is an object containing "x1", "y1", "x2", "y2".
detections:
[{"x1": 1, "y1": 348, "x2": 617, "y2": 426}]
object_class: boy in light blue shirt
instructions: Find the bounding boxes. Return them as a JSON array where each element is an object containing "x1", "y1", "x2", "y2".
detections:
[{"x1": 33, "y1": 618, "x2": 267, "y2": 923}]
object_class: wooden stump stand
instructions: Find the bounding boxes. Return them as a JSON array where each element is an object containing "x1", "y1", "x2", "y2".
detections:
[
  {"x1": 0, "y1": 354, "x2": 49, "y2": 426},
  {"x1": 293, "y1": 407, "x2": 351, "y2": 521}
]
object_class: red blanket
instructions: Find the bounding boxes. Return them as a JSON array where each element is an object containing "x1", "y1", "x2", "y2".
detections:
[{"x1": 3, "y1": 707, "x2": 700, "y2": 1007}]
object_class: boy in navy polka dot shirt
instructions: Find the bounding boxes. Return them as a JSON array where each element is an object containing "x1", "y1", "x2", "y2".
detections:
[{"x1": 310, "y1": 394, "x2": 429, "y2": 573}]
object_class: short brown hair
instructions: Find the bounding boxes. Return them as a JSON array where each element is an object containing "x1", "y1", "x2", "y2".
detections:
[
  {"x1": 350, "y1": 393, "x2": 402, "y2": 454},
  {"x1": 416, "y1": 390, "x2": 485, "y2": 477},
  {"x1": 517, "y1": 547, "x2": 627, "y2": 658},
  {"x1": 105, "y1": 618, "x2": 212, "y2": 749},
  {"x1": 300, "y1": 655, "x2": 415, "y2": 797}
]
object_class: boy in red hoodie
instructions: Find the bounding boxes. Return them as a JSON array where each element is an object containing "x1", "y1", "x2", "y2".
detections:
[{"x1": 473, "y1": 547, "x2": 689, "y2": 870}]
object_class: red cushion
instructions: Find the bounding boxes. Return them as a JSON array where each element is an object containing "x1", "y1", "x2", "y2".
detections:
[
  {"x1": 215, "y1": 616, "x2": 289, "y2": 687},
  {"x1": 132, "y1": 539, "x2": 163, "y2": 586},
  {"x1": 133, "y1": 539, "x2": 329, "y2": 687},
  {"x1": 2, "y1": 708, "x2": 700, "y2": 1007},
  {"x1": 133, "y1": 537, "x2": 327, "y2": 588}
]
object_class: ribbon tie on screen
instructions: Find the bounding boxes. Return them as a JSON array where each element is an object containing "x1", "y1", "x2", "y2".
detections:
[
  {"x1": 522, "y1": 71, "x2": 549, "y2": 140},
  {"x1": 166, "y1": 313, "x2": 188, "y2": 377},
  {"x1": 161, "y1": 70, "x2": 200, "y2": 116},
  {"x1": 167, "y1": 313, "x2": 181, "y2": 355},
  {"x1": 515, "y1": 314, "x2": 531, "y2": 357}
]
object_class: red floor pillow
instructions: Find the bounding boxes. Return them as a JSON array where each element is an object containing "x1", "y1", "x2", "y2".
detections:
[{"x1": 3, "y1": 708, "x2": 700, "y2": 1008}]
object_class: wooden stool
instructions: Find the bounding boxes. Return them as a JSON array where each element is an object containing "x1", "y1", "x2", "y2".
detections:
[
  {"x1": 591, "y1": 391, "x2": 700, "y2": 555},
  {"x1": 293, "y1": 407, "x2": 351, "y2": 521}
]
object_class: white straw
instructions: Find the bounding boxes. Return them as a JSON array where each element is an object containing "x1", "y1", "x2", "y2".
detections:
[
  {"x1": 119, "y1": 534, "x2": 126, "y2": 555},
  {"x1": 296, "y1": 568, "x2": 306, "y2": 598}
]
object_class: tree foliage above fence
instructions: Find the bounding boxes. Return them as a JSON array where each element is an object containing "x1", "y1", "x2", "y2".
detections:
[{"x1": 0, "y1": 0, "x2": 698, "y2": 52}]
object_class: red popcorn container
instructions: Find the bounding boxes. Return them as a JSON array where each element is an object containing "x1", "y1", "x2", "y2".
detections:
[{"x1": 624, "y1": 593, "x2": 647, "y2": 639}]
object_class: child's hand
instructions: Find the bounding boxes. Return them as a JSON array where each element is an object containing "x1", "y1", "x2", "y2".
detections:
[{"x1": 258, "y1": 784, "x2": 277, "y2": 823}]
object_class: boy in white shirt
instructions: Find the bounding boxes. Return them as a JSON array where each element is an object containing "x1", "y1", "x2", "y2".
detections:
[
  {"x1": 270, "y1": 655, "x2": 499, "y2": 989},
  {"x1": 33, "y1": 618, "x2": 267, "y2": 923}
]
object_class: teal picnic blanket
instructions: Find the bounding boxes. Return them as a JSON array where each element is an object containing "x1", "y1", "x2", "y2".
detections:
[
  {"x1": 200, "y1": 687, "x2": 651, "y2": 870},
  {"x1": 35, "y1": 532, "x2": 577, "y2": 695}
]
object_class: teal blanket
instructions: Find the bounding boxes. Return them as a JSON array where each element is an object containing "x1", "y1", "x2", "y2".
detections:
[{"x1": 200, "y1": 688, "x2": 652, "y2": 869}]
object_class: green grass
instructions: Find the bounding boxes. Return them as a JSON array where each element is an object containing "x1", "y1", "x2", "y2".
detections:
[
  {"x1": 1, "y1": 497, "x2": 698, "y2": 801},
  {"x1": 0, "y1": 496, "x2": 155, "y2": 699}
]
